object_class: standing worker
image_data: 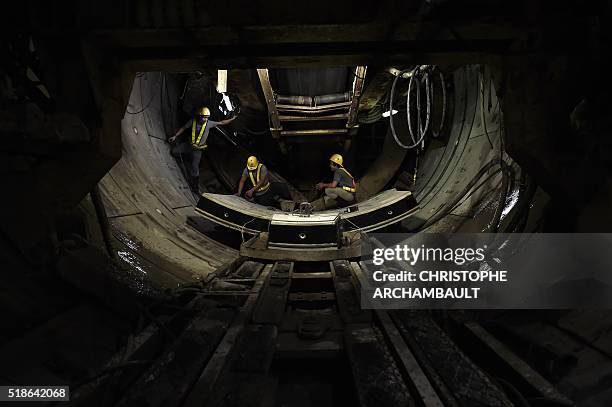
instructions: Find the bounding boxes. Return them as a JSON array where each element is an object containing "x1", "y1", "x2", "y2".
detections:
[
  {"x1": 235, "y1": 156, "x2": 291, "y2": 208},
  {"x1": 315, "y1": 153, "x2": 357, "y2": 208},
  {"x1": 169, "y1": 106, "x2": 238, "y2": 194}
]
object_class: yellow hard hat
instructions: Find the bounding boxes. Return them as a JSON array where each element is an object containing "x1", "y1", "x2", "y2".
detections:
[
  {"x1": 247, "y1": 155, "x2": 259, "y2": 170},
  {"x1": 329, "y1": 153, "x2": 343, "y2": 166},
  {"x1": 196, "y1": 106, "x2": 211, "y2": 116}
]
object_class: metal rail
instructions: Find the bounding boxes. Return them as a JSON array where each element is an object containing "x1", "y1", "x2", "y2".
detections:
[
  {"x1": 348, "y1": 261, "x2": 446, "y2": 407},
  {"x1": 77, "y1": 258, "x2": 576, "y2": 407},
  {"x1": 182, "y1": 263, "x2": 273, "y2": 406}
]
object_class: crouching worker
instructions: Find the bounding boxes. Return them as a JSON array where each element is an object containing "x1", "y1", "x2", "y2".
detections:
[
  {"x1": 235, "y1": 156, "x2": 291, "y2": 208},
  {"x1": 315, "y1": 154, "x2": 356, "y2": 209}
]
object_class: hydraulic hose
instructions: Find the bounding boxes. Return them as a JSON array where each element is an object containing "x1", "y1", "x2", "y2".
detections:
[
  {"x1": 408, "y1": 67, "x2": 430, "y2": 144},
  {"x1": 389, "y1": 66, "x2": 445, "y2": 149},
  {"x1": 389, "y1": 69, "x2": 423, "y2": 149}
]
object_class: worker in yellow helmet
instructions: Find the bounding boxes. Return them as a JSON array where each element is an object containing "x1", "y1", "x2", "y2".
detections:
[
  {"x1": 236, "y1": 155, "x2": 291, "y2": 208},
  {"x1": 169, "y1": 106, "x2": 238, "y2": 194},
  {"x1": 315, "y1": 153, "x2": 357, "y2": 208}
]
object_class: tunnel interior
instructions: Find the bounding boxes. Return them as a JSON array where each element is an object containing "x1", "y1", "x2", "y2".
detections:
[
  {"x1": 95, "y1": 64, "x2": 524, "y2": 288},
  {"x1": 3, "y1": 3, "x2": 612, "y2": 406}
]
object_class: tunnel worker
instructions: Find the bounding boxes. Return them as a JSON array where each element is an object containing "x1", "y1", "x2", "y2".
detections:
[
  {"x1": 315, "y1": 153, "x2": 356, "y2": 208},
  {"x1": 236, "y1": 156, "x2": 291, "y2": 208},
  {"x1": 169, "y1": 106, "x2": 238, "y2": 194}
]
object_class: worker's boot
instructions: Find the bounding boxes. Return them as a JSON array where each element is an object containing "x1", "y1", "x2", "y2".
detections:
[
  {"x1": 309, "y1": 197, "x2": 326, "y2": 211},
  {"x1": 336, "y1": 196, "x2": 352, "y2": 208},
  {"x1": 323, "y1": 196, "x2": 338, "y2": 209},
  {"x1": 279, "y1": 199, "x2": 295, "y2": 212}
]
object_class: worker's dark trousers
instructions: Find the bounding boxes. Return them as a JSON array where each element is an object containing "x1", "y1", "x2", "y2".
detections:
[
  {"x1": 251, "y1": 182, "x2": 292, "y2": 208},
  {"x1": 171, "y1": 142, "x2": 202, "y2": 192},
  {"x1": 171, "y1": 142, "x2": 202, "y2": 177}
]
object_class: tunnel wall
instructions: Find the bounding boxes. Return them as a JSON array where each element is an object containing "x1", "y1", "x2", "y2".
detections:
[
  {"x1": 404, "y1": 65, "x2": 514, "y2": 231},
  {"x1": 355, "y1": 123, "x2": 409, "y2": 201},
  {"x1": 98, "y1": 73, "x2": 237, "y2": 289},
  {"x1": 96, "y1": 66, "x2": 513, "y2": 289}
]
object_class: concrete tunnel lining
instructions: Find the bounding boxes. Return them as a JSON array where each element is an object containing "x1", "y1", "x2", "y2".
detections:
[
  {"x1": 98, "y1": 73, "x2": 237, "y2": 289},
  {"x1": 406, "y1": 65, "x2": 516, "y2": 232},
  {"x1": 4, "y1": 9, "x2": 612, "y2": 405},
  {"x1": 97, "y1": 65, "x2": 516, "y2": 289}
]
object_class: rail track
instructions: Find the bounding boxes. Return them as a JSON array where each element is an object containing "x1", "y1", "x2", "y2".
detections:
[{"x1": 59, "y1": 258, "x2": 577, "y2": 407}]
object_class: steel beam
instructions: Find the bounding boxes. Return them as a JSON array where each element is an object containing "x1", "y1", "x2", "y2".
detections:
[
  {"x1": 280, "y1": 129, "x2": 348, "y2": 136},
  {"x1": 276, "y1": 101, "x2": 352, "y2": 111},
  {"x1": 347, "y1": 66, "x2": 367, "y2": 129},
  {"x1": 87, "y1": 22, "x2": 526, "y2": 48},
  {"x1": 256, "y1": 68, "x2": 282, "y2": 138},
  {"x1": 278, "y1": 113, "x2": 348, "y2": 121}
]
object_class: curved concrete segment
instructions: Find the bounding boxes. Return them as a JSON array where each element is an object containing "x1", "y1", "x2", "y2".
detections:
[
  {"x1": 98, "y1": 73, "x2": 237, "y2": 288},
  {"x1": 195, "y1": 189, "x2": 418, "y2": 236}
]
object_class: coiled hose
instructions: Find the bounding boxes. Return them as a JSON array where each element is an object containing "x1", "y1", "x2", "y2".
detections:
[
  {"x1": 389, "y1": 65, "x2": 446, "y2": 149},
  {"x1": 389, "y1": 69, "x2": 421, "y2": 149},
  {"x1": 407, "y1": 66, "x2": 430, "y2": 146}
]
